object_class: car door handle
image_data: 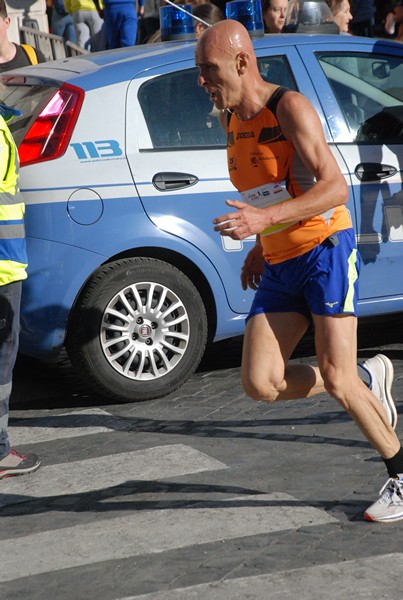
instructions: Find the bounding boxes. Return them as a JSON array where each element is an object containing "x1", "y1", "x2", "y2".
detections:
[
  {"x1": 355, "y1": 162, "x2": 397, "y2": 182},
  {"x1": 152, "y1": 172, "x2": 198, "y2": 191}
]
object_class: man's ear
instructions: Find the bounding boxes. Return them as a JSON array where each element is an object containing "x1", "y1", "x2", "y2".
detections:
[
  {"x1": 236, "y1": 52, "x2": 249, "y2": 74},
  {"x1": 195, "y1": 22, "x2": 205, "y2": 38}
]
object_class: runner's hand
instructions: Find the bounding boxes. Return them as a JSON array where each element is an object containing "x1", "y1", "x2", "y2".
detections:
[
  {"x1": 241, "y1": 242, "x2": 264, "y2": 291},
  {"x1": 213, "y1": 199, "x2": 272, "y2": 240}
]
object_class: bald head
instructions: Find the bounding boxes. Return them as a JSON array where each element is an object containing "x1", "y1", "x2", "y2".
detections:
[
  {"x1": 196, "y1": 19, "x2": 255, "y2": 59},
  {"x1": 196, "y1": 19, "x2": 267, "y2": 115}
]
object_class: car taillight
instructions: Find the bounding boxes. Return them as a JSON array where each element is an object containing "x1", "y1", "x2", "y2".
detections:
[{"x1": 19, "y1": 83, "x2": 84, "y2": 167}]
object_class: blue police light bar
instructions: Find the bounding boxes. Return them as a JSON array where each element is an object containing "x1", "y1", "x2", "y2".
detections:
[
  {"x1": 160, "y1": 4, "x2": 195, "y2": 41},
  {"x1": 226, "y1": 0, "x2": 264, "y2": 37}
]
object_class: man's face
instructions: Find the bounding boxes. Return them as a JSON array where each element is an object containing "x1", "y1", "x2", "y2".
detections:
[
  {"x1": 196, "y1": 42, "x2": 241, "y2": 111},
  {"x1": 0, "y1": 16, "x2": 10, "y2": 44}
]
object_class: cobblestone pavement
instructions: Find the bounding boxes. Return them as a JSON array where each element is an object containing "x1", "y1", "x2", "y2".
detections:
[{"x1": 1, "y1": 314, "x2": 403, "y2": 599}]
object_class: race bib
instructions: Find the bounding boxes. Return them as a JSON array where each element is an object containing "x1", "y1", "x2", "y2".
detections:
[{"x1": 241, "y1": 181, "x2": 296, "y2": 236}]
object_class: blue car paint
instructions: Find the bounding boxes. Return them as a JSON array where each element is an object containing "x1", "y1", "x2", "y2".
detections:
[{"x1": 7, "y1": 33, "x2": 403, "y2": 362}]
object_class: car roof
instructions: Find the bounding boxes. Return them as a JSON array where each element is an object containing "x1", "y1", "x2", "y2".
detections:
[{"x1": 4, "y1": 33, "x2": 401, "y2": 91}]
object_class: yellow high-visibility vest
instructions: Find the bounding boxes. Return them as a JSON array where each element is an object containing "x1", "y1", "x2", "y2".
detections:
[{"x1": 0, "y1": 115, "x2": 27, "y2": 286}]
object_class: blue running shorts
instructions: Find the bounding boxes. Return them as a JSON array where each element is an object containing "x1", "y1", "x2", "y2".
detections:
[{"x1": 247, "y1": 228, "x2": 361, "y2": 322}]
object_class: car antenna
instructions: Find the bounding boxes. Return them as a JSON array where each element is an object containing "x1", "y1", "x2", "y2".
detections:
[{"x1": 163, "y1": 0, "x2": 211, "y2": 28}]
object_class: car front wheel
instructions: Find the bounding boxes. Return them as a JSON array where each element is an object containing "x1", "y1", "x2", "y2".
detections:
[{"x1": 66, "y1": 257, "x2": 208, "y2": 402}]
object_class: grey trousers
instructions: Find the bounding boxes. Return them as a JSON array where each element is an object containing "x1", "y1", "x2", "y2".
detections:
[
  {"x1": 0, "y1": 281, "x2": 21, "y2": 458},
  {"x1": 73, "y1": 10, "x2": 105, "y2": 51}
]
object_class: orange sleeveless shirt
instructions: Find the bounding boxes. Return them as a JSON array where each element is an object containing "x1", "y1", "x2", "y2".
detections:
[{"x1": 227, "y1": 89, "x2": 352, "y2": 264}]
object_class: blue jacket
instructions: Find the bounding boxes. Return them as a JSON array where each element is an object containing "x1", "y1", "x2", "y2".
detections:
[{"x1": 53, "y1": 0, "x2": 69, "y2": 15}]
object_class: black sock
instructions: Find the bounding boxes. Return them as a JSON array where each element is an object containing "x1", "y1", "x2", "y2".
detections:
[{"x1": 383, "y1": 446, "x2": 403, "y2": 478}]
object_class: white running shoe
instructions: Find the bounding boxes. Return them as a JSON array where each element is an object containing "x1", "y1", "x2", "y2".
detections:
[
  {"x1": 360, "y1": 354, "x2": 397, "y2": 430},
  {"x1": 364, "y1": 478, "x2": 403, "y2": 523}
]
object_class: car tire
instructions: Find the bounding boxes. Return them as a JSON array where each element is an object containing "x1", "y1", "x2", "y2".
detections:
[{"x1": 66, "y1": 257, "x2": 208, "y2": 402}]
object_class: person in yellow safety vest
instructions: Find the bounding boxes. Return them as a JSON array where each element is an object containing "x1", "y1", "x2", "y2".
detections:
[
  {"x1": 0, "y1": 103, "x2": 41, "y2": 478},
  {"x1": 64, "y1": 0, "x2": 105, "y2": 51},
  {"x1": 0, "y1": 0, "x2": 46, "y2": 72}
]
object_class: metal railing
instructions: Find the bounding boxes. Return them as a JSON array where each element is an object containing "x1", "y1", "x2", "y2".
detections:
[{"x1": 19, "y1": 26, "x2": 90, "y2": 61}]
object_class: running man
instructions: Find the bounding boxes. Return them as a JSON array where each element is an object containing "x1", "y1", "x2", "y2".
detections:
[{"x1": 195, "y1": 19, "x2": 403, "y2": 522}]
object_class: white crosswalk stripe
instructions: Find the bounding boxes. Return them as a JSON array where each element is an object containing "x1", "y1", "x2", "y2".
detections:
[
  {"x1": 120, "y1": 553, "x2": 403, "y2": 600},
  {"x1": 1, "y1": 408, "x2": 345, "y2": 595},
  {"x1": 9, "y1": 408, "x2": 131, "y2": 445},
  {"x1": 0, "y1": 492, "x2": 336, "y2": 583},
  {"x1": 0, "y1": 443, "x2": 227, "y2": 508}
]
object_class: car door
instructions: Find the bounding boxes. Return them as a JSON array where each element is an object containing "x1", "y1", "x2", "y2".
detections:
[
  {"x1": 126, "y1": 47, "x2": 341, "y2": 317},
  {"x1": 298, "y1": 40, "x2": 403, "y2": 316},
  {"x1": 126, "y1": 59, "x2": 254, "y2": 318}
]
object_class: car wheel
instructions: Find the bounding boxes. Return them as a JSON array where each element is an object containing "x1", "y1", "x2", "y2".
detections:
[{"x1": 66, "y1": 257, "x2": 208, "y2": 402}]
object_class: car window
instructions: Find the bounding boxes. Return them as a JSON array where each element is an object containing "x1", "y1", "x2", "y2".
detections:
[
  {"x1": 138, "y1": 68, "x2": 226, "y2": 150},
  {"x1": 317, "y1": 52, "x2": 403, "y2": 143},
  {"x1": 0, "y1": 79, "x2": 57, "y2": 146},
  {"x1": 138, "y1": 57, "x2": 297, "y2": 151},
  {"x1": 257, "y1": 56, "x2": 298, "y2": 90}
]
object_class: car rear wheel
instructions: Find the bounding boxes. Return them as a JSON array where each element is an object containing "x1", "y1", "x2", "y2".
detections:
[{"x1": 66, "y1": 257, "x2": 208, "y2": 402}]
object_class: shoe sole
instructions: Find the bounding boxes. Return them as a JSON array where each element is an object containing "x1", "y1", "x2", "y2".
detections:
[
  {"x1": 376, "y1": 354, "x2": 397, "y2": 430},
  {"x1": 364, "y1": 511, "x2": 403, "y2": 523},
  {"x1": 0, "y1": 461, "x2": 41, "y2": 479}
]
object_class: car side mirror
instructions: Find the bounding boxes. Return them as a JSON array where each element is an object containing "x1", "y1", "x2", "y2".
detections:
[{"x1": 372, "y1": 62, "x2": 390, "y2": 79}]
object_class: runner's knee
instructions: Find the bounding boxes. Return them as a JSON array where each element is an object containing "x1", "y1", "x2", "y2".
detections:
[
  {"x1": 322, "y1": 369, "x2": 353, "y2": 410},
  {"x1": 241, "y1": 373, "x2": 282, "y2": 402}
]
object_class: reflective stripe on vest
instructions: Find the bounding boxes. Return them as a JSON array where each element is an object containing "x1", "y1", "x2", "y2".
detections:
[
  {"x1": 0, "y1": 115, "x2": 27, "y2": 285},
  {"x1": 0, "y1": 260, "x2": 27, "y2": 285}
]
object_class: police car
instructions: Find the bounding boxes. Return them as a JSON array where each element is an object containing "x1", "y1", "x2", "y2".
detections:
[{"x1": 1, "y1": 29, "x2": 403, "y2": 402}]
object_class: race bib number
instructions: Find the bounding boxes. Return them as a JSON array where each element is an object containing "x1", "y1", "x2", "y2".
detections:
[{"x1": 241, "y1": 181, "x2": 296, "y2": 236}]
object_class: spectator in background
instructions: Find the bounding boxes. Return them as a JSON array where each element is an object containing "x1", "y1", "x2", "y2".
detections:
[
  {"x1": 100, "y1": 0, "x2": 144, "y2": 48},
  {"x1": 349, "y1": 0, "x2": 375, "y2": 36},
  {"x1": 262, "y1": 0, "x2": 288, "y2": 33},
  {"x1": 193, "y1": 2, "x2": 224, "y2": 36},
  {"x1": 137, "y1": 0, "x2": 161, "y2": 43},
  {"x1": 64, "y1": 0, "x2": 104, "y2": 51},
  {"x1": 209, "y1": 0, "x2": 225, "y2": 14},
  {"x1": 185, "y1": 0, "x2": 214, "y2": 7},
  {"x1": 147, "y1": 1, "x2": 223, "y2": 43},
  {"x1": 50, "y1": 0, "x2": 77, "y2": 43},
  {"x1": 325, "y1": 0, "x2": 353, "y2": 33},
  {"x1": 385, "y1": 1, "x2": 403, "y2": 42},
  {"x1": 0, "y1": 0, "x2": 46, "y2": 70}
]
